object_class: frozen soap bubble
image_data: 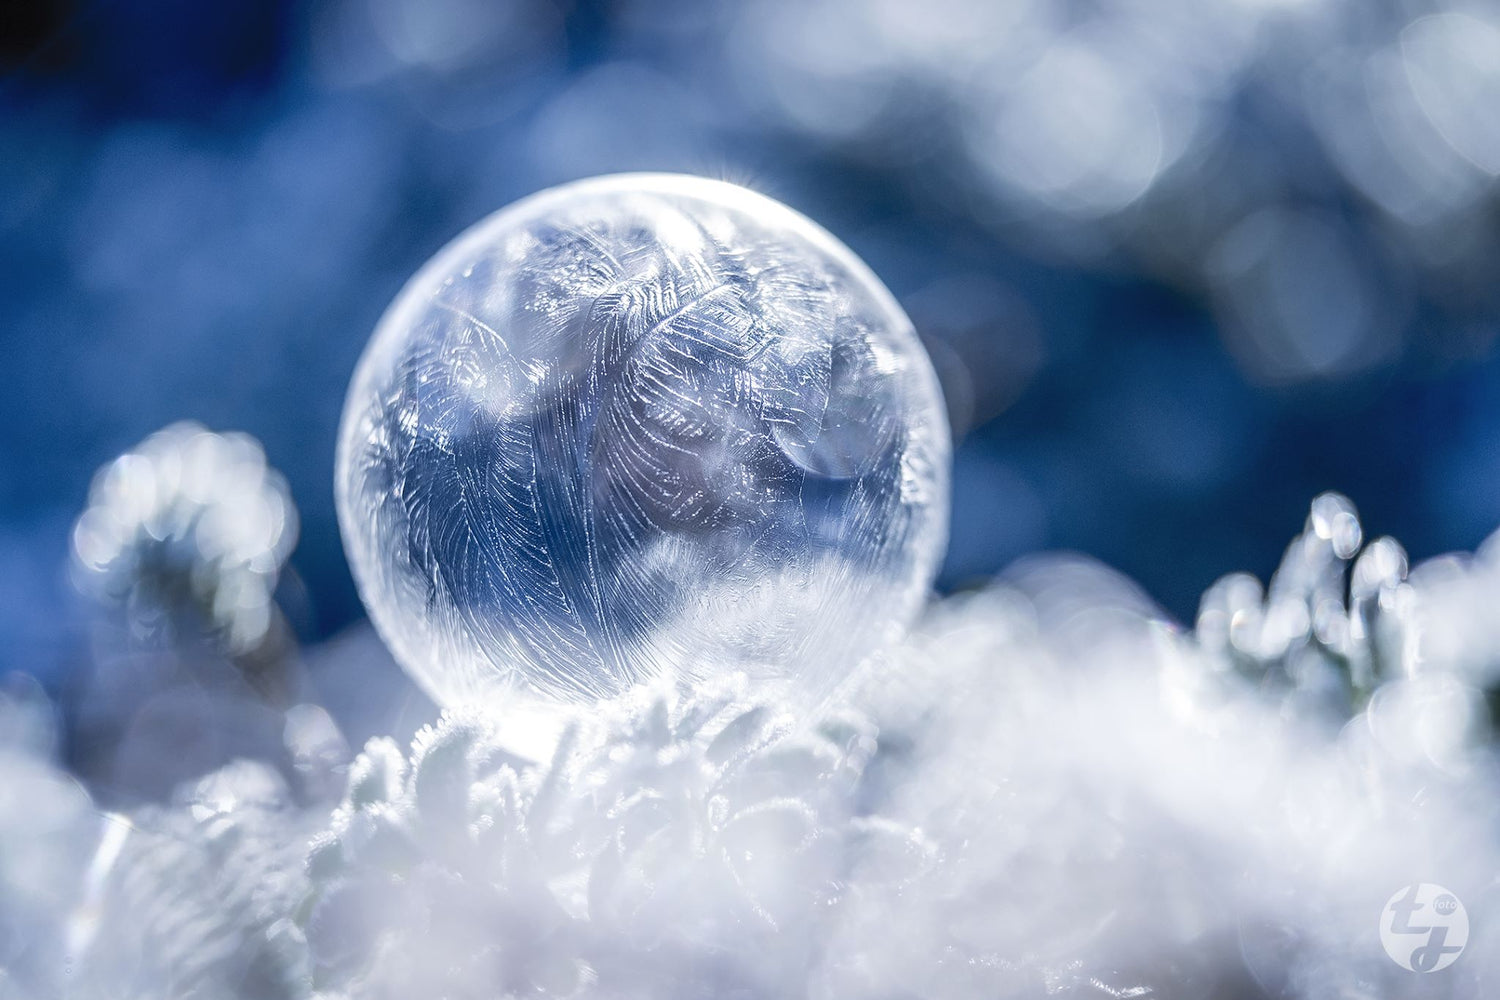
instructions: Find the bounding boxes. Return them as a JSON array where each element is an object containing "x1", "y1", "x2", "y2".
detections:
[{"x1": 336, "y1": 174, "x2": 949, "y2": 709}]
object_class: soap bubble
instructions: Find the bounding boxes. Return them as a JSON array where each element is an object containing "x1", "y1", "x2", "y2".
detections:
[{"x1": 336, "y1": 174, "x2": 949, "y2": 708}]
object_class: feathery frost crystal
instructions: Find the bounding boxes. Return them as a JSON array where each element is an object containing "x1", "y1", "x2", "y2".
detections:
[{"x1": 336, "y1": 174, "x2": 950, "y2": 708}]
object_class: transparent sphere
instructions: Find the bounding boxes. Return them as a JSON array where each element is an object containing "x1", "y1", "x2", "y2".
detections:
[{"x1": 336, "y1": 174, "x2": 949, "y2": 708}]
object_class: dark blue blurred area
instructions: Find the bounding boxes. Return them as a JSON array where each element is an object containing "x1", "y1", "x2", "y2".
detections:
[{"x1": 4, "y1": 0, "x2": 1500, "y2": 688}]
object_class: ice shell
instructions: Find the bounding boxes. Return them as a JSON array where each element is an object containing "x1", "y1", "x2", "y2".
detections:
[{"x1": 336, "y1": 174, "x2": 949, "y2": 708}]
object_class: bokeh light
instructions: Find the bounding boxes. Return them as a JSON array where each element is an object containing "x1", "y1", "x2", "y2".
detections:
[{"x1": 0, "y1": 0, "x2": 1497, "y2": 696}]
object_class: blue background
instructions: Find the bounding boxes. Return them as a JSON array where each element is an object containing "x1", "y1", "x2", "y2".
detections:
[{"x1": 4, "y1": 0, "x2": 1499, "y2": 686}]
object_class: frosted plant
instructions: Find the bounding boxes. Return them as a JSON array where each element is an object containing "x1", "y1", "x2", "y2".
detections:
[
  {"x1": 286, "y1": 492, "x2": 1500, "y2": 999},
  {"x1": 72, "y1": 421, "x2": 298, "y2": 658},
  {"x1": 0, "y1": 686, "x2": 331, "y2": 1000},
  {"x1": 15, "y1": 493, "x2": 1500, "y2": 999},
  {"x1": 299, "y1": 675, "x2": 923, "y2": 999},
  {"x1": 1193, "y1": 491, "x2": 1414, "y2": 717},
  {"x1": 837, "y1": 497, "x2": 1500, "y2": 999},
  {"x1": 68, "y1": 423, "x2": 313, "y2": 800},
  {"x1": 1191, "y1": 490, "x2": 1500, "y2": 750},
  {"x1": 838, "y1": 571, "x2": 1239, "y2": 999},
  {"x1": 67, "y1": 760, "x2": 318, "y2": 1000},
  {"x1": 0, "y1": 682, "x2": 99, "y2": 1000},
  {"x1": 1400, "y1": 526, "x2": 1500, "y2": 697},
  {"x1": 336, "y1": 174, "x2": 950, "y2": 711}
]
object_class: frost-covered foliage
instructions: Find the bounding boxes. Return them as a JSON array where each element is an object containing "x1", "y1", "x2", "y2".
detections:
[
  {"x1": 8, "y1": 493, "x2": 1500, "y2": 998},
  {"x1": 300, "y1": 677, "x2": 913, "y2": 999},
  {"x1": 66, "y1": 762, "x2": 316, "y2": 1000},
  {"x1": 0, "y1": 745, "x2": 323, "y2": 1000},
  {"x1": 68, "y1": 423, "x2": 307, "y2": 801},
  {"x1": 298, "y1": 494, "x2": 1500, "y2": 999},
  {"x1": 0, "y1": 681, "x2": 99, "y2": 1000},
  {"x1": 0, "y1": 677, "x2": 322, "y2": 1000},
  {"x1": 1196, "y1": 491, "x2": 1411, "y2": 713},
  {"x1": 851, "y1": 493, "x2": 1500, "y2": 998},
  {"x1": 72, "y1": 421, "x2": 297, "y2": 656}
]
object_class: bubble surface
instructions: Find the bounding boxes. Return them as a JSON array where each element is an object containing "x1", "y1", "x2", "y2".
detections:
[{"x1": 336, "y1": 174, "x2": 949, "y2": 707}]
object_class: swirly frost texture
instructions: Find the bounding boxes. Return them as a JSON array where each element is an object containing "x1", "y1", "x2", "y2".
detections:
[{"x1": 336, "y1": 175, "x2": 949, "y2": 707}]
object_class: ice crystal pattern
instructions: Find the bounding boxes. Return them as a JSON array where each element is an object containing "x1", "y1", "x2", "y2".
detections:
[{"x1": 336, "y1": 174, "x2": 950, "y2": 707}]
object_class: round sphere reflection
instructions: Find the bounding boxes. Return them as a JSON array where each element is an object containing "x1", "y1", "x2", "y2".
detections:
[{"x1": 336, "y1": 174, "x2": 949, "y2": 707}]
